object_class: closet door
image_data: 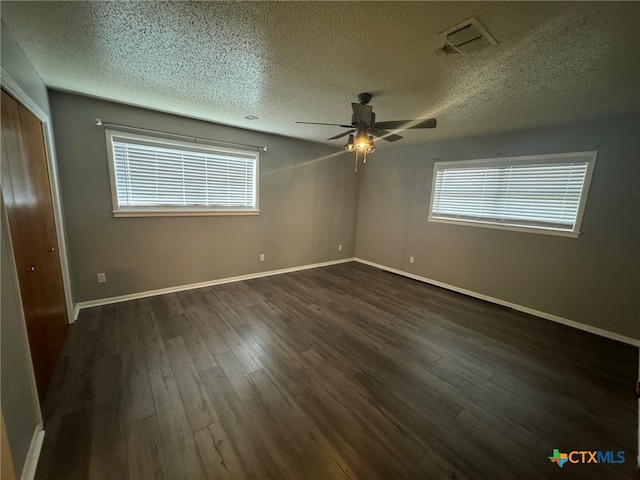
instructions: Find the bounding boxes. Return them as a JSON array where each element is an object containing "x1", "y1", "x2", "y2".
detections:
[{"x1": 1, "y1": 88, "x2": 68, "y2": 399}]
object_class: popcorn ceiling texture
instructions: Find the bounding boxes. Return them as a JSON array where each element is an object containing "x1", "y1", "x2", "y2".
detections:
[{"x1": 2, "y1": 1, "x2": 638, "y2": 146}]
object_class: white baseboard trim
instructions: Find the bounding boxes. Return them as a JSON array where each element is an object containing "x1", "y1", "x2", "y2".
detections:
[
  {"x1": 20, "y1": 425, "x2": 44, "y2": 480},
  {"x1": 354, "y1": 258, "x2": 640, "y2": 347},
  {"x1": 73, "y1": 258, "x2": 355, "y2": 319}
]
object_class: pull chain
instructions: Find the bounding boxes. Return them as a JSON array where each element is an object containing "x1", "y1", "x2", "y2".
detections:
[{"x1": 353, "y1": 148, "x2": 369, "y2": 172}]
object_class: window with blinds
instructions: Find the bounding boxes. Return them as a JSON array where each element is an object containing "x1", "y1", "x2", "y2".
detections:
[
  {"x1": 428, "y1": 152, "x2": 596, "y2": 237},
  {"x1": 106, "y1": 130, "x2": 259, "y2": 216}
]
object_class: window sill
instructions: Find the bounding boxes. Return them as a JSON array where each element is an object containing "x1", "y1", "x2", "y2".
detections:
[
  {"x1": 427, "y1": 217, "x2": 580, "y2": 238},
  {"x1": 113, "y1": 209, "x2": 260, "y2": 217}
]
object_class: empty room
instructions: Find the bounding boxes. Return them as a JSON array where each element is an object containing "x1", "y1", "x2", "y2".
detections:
[{"x1": 1, "y1": 2, "x2": 639, "y2": 479}]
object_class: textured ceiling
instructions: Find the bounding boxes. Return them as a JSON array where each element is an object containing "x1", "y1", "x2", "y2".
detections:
[{"x1": 2, "y1": 1, "x2": 639, "y2": 148}]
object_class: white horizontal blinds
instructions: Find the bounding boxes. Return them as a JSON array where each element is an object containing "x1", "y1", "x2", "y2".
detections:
[
  {"x1": 112, "y1": 139, "x2": 256, "y2": 209},
  {"x1": 432, "y1": 161, "x2": 589, "y2": 230}
]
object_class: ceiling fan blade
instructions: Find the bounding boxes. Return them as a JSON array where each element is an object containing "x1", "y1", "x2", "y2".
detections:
[
  {"x1": 370, "y1": 129, "x2": 403, "y2": 142},
  {"x1": 296, "y1": 121, "x2": 354, "y2": 128},
  {"x1": 327, "y1": 129, "x2": 355, "y2": 141},
  {"x1": 373, "y1": 118, "x2": 437, "y2": 130},
  {"x1": 351, "y1": 103, "x2": 373, "y2": 124}
]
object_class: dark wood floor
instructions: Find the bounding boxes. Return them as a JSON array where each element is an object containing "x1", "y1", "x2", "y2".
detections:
[{"x1": 36, "y1": 262, "x2": 638, "y2": 480}]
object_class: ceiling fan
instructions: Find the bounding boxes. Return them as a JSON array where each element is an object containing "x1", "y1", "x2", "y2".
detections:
[{"x1": 296, "y1": 92, "x2": 437, "y2": 150}]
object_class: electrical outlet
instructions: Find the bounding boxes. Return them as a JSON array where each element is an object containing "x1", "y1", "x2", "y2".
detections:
[
  {"x1": 97, "y1": 272, "x2": 106, "y2": 283},
  {"x1": 260, "y1": 253, "x2": 265, "y2": 262},
  {"x1": 409, "y1": 256, "x2": 414, "y2": 264},
  {"x1": 338, "y1": 244, "x2": 343, "y2": 251}
]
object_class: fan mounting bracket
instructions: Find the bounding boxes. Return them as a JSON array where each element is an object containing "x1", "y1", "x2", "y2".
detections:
[{"x1": 357, "y1": 92, "x2": 373, "y2": 105}]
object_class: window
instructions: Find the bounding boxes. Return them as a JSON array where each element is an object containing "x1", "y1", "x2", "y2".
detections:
[
  {"x1": 106, "y1": 130, "x2": 259, "y2": 216},
  {"x1": 428, "y1": 152, "x2": 596, "y2": 237}
]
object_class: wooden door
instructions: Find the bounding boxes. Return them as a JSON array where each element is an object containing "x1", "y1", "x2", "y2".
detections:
[{"x1": 1, "y1": 88, "x2": 68, "y2": 399}]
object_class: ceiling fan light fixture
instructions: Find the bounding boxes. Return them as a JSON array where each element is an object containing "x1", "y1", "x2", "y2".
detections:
[
  {"x1": 344, "y1": 134, "x2": 356, "y2": 152},
  {"x1": 297, "y1": 93, "x2": 437, "y2": 172},
  {"x1": 356, "y1": 135, "x2": 370, "y2": 150},
  {"x1": 364, "y1": 136, "x2": 375, "y2": 153}
]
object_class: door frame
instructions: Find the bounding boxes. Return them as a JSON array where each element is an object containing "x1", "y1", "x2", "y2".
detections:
[{"x1": 1, "y1": 68, "x2": 74, "y2": 325}]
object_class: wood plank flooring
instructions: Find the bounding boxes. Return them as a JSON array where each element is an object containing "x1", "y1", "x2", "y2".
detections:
[{"x1": 36, "y1": 262, "x2": 638, "y2": 479}]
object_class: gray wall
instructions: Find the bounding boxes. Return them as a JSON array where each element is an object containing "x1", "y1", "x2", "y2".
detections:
[
  {"x1": 49, "y1": 91, "x2": 359, "y2": 302},
  {"x1": 356, "y1": 114, "x2": 640, "y2": 340},
  {"x1": 1, "y1": 23, "x2": 49, "y2": 477}
]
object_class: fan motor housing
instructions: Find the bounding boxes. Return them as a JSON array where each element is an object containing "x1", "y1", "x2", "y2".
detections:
[{"x1": 352, "y1": 111, "x2": 375, "y2": 126}]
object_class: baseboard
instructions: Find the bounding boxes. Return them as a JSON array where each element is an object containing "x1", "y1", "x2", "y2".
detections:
[
  {"x1": 73, "y1": 257, "x2": 356, "y2": 319},
  {"x1": 20, "y1": 425, "x2": 44, "y2": 480},
  {"x1": 354, "y1": 258, "x2": 640, "y2": 347}
]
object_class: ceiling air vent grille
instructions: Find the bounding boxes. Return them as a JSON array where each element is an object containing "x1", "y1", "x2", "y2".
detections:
[{"x1": 442, "y1": 17, "x2": 497, "y2": 54}]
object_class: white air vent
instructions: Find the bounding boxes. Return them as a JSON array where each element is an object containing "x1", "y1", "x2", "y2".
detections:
[{"x1": 442, "y1": 17, "x2": 497, "y2": 54}]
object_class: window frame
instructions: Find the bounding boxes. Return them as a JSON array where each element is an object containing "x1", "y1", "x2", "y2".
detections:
[
  {"x1": 427, "y1": 151, "x2": 597, "y2": 238},
  {"x1": 105, "y1": 129, "x2": 260, "y2": 217}
]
